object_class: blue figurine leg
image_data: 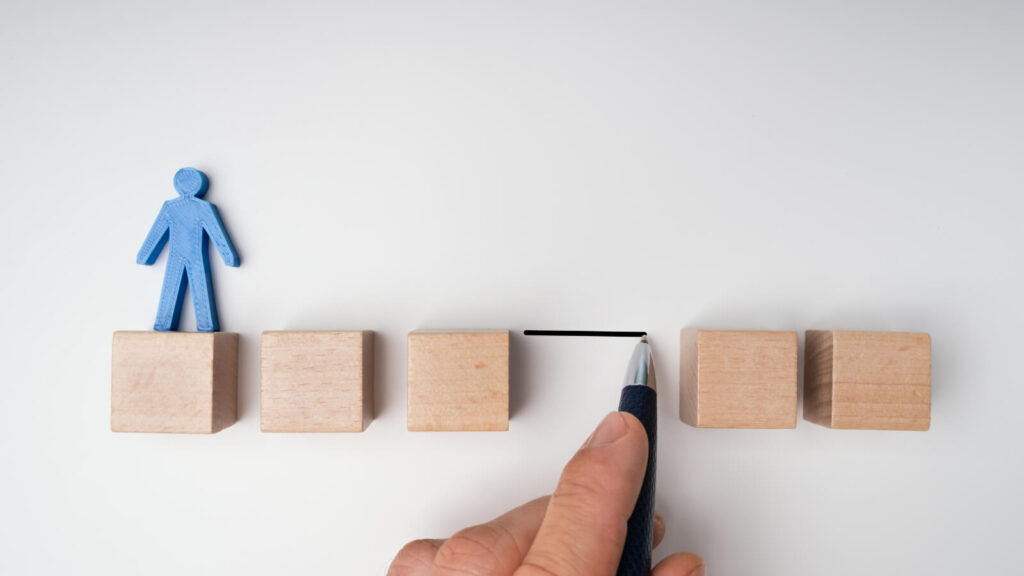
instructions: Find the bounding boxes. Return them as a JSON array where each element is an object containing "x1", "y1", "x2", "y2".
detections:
[
  {"x1": 186, "y1": 257, "x2": 219, "y2": 332},
  {"x1": 154, "y1": 256, "x2": 188, "y2": 331}
]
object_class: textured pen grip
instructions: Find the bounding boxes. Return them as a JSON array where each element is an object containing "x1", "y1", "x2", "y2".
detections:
[{"x1": 617, "y1": 385, "x2": 657, "y2": 576}]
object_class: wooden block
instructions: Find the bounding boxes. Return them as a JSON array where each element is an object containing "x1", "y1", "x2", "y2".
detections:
[
  {"x1": 111, "y1": 331, "x2": 238, "y2": 433},
  {"x1": 680, "y1": 329, "x2": 798, "y2": 428},
  {"x1": 260, "y1": 331, "x2": 374, "y2": 432},
  {"x1": 804, "y1": 330, "x2": 931, "y2": 430},
  {"x1": 407, "y1": 331, "x2": 509, "y2": 431}
]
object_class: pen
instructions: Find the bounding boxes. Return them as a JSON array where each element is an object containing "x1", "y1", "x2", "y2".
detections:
[{"x1": 617, "y1": 336, "x2": 657, "y2": 576}]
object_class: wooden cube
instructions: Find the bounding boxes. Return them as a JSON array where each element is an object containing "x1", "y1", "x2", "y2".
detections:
[
  {"x1": 111, "y1": 331, "x2": 238, "y2": 433},
  {"x1": 260, "y1": 331, "x2": 374, "y2": 432},
  {"x1": 680, "y1": 329, "x2": 798, "y2": 428},
  {"x1": 804, "y1": 330, "x2": 931, "y2": 430},
  {"x1": 407, "y1": 331, "x2": 509, "y2": 431}
]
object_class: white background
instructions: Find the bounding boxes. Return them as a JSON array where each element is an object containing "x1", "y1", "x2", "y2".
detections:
[{"x1": 2, "y1": 1, "x2": 1022, "y2": 574}]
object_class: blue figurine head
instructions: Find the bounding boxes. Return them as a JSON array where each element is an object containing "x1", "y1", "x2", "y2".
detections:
[{"x1": 173, "y1": 168, "x2": 209, "y2": 198}]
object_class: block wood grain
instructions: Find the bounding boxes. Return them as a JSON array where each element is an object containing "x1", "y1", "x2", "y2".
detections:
[
  {"x1": 407, "y1": 331, "x2": 509, "y2": 431},
  {"x1": 111, "y1": 331, "x2": 238, "y2": 433},
  {"x1": 804, "y1": 330, "x2": 931, "y2": 430},
  {"x1": 260, "y1": 331, "x2": 374, "y2": 432},
  {"x1": 680, "y1": 329, "x2": 798, "y2": 428}
]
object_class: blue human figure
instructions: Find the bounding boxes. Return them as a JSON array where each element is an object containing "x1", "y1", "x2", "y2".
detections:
[{"x1": 137, "y1": 168, "x2": 240, "y2": 332}]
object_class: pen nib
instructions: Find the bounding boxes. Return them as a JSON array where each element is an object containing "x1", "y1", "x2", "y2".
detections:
[{"x1": 625, "y1": 338, "x2": 656, "y2": 391}]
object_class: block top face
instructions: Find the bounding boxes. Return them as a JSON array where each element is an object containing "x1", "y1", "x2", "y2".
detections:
[
  {"x1": 406, "y1": 331, "x2": 510, "y2": 373},
  {"x1": 407, "y1": 331, "x2": 510, "y2": 431},
  {"x1": 112, "y1": 331, "x2": 237, "y2": 382},
  {"x1": 681, "y1": 329, "x2": 798, "y2": 428},
  {"x1": 407, "y1": 331, "x2": 510, "y2": 354},
  {"x1": 409, "y1": 329, "x2": 509, "y2": 334},
  {"x1": 260, "y1": 331, "x2": 371, "y2": 372},
  {"x1": 691, "y1": 331, "x2": 798, "y2": 395},
  {"x1": 115, "y1": 327, "x2": 231, "y2": 350},
  {"x1": 261, "y1": 330, "x2": 368, "y2": 348},
  {"x1": 830, "y1": 331, "x2": 931, "y2": 384},
  {"x1": 827, "y1": 330, "x2": 931, "y2": 430},
  {"x1": 260, "y1": 331, "x2": 373, "y2": 433},
  {"x1": 694, "y1": 330, "x2": 797, "y2": 383}
]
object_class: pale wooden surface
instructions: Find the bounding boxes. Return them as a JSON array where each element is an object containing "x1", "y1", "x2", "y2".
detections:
[
  {"x1": 804, "y1": 330, "x2": 931, "y2": 430},
  {"x1": 260, "y1": 331, "x2": 374, "y2": 432},
  {"x1": 679, "y1": 329, "x2": 798, "y2": 428},
  {"x1": 111, "y1": 331, "x2": 238, "y2": 433},
  {"x1": 407, "y1": 331, "x2": 509, "y2": 431}
]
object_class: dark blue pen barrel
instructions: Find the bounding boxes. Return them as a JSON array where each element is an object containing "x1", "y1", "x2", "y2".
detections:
[{"x1": 616, "y1": 384, "x2": 657, "y2": 576}]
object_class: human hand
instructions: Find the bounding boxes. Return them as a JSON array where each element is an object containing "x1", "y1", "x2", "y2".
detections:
[{"x1": 388, "y1": 411, "x2": 704, "y2": 576}]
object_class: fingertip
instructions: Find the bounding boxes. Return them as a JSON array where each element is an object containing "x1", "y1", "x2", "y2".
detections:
[
  {"x1": 617, "y1": 410, "x2": 648, "y2": 438},
  {"x1": 620, "y1": 411, "x2": 651, "y2": 453},
  {"x1": 652, "y1": 552, "x2": 705, "y2": 576},
  {"x1": 586, "y1": 412, "x2": 631, "y2": 446},
  {"x1": 653, "y1": 514, "x2": 666, "y2": 548},
  {"x1": 583, "y1": 412, "x2": 648, "y2": 449}
]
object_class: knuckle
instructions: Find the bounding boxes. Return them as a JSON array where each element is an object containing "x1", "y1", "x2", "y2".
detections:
[
  {"x1": 521, "y1": 540, "x2": 614, "y2": 576},
  {"x1": 388, "y1": 539, "x2": 440, "y2": 575},
  {"x1": 518, "y1": 546, "x2": 590, "y2": 576},
  {"x1": 514, "y1": 559, "x2": 565, "y2": 576},
  {"x1": 555, "y1": 464, "x2": 609, "y2": 511},
  {"x1": 558, "y1": 448, "x2": 638, "y2": 509},
  {"x1": 433, "y1": 524, "x2": 519, "y2": 574},
  {"x1": 401, "y1": 539, "x2": 440, "y2": 556}
]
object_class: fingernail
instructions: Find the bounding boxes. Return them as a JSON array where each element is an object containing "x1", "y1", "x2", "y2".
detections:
[
  {"x1": 587, "y1": 412, "x2": 629, "y2": 447},
  {"x1": 690, "y1": 564, "x2": 706, "y2": 576}
]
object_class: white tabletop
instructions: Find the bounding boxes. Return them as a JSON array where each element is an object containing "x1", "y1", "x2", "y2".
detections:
[{"x1": 2, "y1": 1, "x2": 1022, "y2": 574}]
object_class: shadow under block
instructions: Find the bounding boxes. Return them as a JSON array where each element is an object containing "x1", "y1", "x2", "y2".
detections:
[
  {"x1": 407, "y1": 331, "x2": 509, "y2": 431},
  {"x1": 260, "y1": 331, "x2": 374, "y2": 432},
  {"x1": 804, "y1": 330, "x2": 931, "y2": 430},
  {"x1": 111, "y1": 331, "x2": 238, "y2": 433},
  {"x1": 680, "y1": 329, "x2": 798, "y2": 428}
]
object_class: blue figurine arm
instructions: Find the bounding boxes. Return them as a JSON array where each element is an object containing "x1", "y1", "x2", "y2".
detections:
[
  {"x1": 202, "y1": 203, "x2": 240, "y2": 267},
  {"x1": 137, "y1": 204, "x2": 170, "y2": 265}
]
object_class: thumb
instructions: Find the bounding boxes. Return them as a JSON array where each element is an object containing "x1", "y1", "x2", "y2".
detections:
[{"x1": 516, "y1": 411, "x2": 648, "y2": 576}]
